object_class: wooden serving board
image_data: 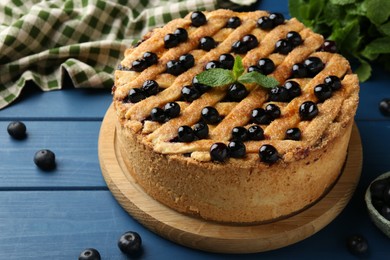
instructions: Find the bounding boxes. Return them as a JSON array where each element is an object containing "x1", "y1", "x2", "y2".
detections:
[{"x1": 98, "y1": 104, "x2": 362, "y2": 254}]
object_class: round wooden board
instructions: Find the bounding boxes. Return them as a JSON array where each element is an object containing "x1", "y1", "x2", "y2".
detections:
[{"x1": 98, "y1": 104, "x2": 362, "y2": 254}]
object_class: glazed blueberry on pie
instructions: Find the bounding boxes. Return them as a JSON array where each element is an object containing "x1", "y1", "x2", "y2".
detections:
[{"x1": 112, "y1": 10, "x2": 359, "y2": 223}]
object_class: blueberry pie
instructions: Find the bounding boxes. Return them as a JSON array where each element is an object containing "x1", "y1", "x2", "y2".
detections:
[{"x1": 112, "y1": 9, "x2": 359, "y2": 223}]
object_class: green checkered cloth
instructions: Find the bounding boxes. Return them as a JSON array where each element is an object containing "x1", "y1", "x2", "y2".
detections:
[{"x1": 0, "y1": 0, "x2": 256, "y2": 109}]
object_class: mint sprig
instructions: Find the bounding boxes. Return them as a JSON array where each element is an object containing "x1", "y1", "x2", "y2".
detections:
[{"x1": 196, "y1": 56, "x2": 279, "y2": 89}]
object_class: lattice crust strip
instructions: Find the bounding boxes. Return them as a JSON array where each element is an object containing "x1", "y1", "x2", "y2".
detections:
[{"x1": 113, "y1": 9, "x2": 359, "y2": 163}]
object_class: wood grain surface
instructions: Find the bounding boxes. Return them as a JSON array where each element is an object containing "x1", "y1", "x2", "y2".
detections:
[{"x1": 98, "y1": 104, "x2": 363, "y2": 254}]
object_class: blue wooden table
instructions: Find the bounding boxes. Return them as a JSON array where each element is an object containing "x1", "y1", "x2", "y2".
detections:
[{"x1": 1, "y1": 0, "x2": 389, "y2": 259}]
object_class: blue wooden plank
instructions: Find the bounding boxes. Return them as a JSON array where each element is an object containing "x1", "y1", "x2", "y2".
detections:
[
  {"x1": 0, "y1": 121, "x2": 106, "y2": 188},
  {"x1": 356, "y1": 121, "x2": 390, "y2": 183},
  {"x1": 0, "y1": 87, "x2": 112, "y2": 120},
  {"x1": 356, "y1": 65, "x2": 390, "y2": 121},
  {"x1": 0, "y1": 190, "x2": 388, "y2": 260},
  {"x1": 255, "y1": 0, "x2": 289, "y2": 16}
]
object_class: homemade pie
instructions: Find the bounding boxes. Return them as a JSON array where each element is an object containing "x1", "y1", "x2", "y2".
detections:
[{"x1": 112, "y1": 9, "x2": 359, "y2": 224}]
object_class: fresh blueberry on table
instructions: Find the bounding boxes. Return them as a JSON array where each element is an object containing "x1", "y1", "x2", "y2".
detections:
[
  {"x1": 118, "y1": 231, "x2": 143, "y2": 256},
  {"x1": 7, "y1": 121, "x2": 27, "y2": 140},
  {"x1": 34, "y1": 149, "x2": 56, "y2": 171},
  {"x1": 78, "y1": 248, "x2": 101, "y2": 260},
  {"x1": 379, "y1": 98, "x2": 390, "y2": 117},
  {"x1": 346, "y1": 234, "x2": 368, "y2": 255}
]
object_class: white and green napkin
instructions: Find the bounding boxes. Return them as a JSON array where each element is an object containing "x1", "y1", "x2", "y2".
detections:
[{"x1": 0, "y1": 0, "x2": 256, "y2": 109}]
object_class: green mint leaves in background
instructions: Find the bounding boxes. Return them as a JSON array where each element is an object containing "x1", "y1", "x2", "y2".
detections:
[
  {"x1": 289, "y1": 0, "x2": 390, "y2": 82},
  {"x1": 196, "y1": 56, "x2": 279, "y2": 89}
]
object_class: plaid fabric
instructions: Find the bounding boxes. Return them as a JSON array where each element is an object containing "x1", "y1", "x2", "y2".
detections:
[{"x1": 0, "y1": 0, "x2": 256, "y2": 109}]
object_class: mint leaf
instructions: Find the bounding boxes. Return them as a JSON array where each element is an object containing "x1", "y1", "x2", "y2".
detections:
[
  {"x1": 366, "y1": 0, "x2": 390, "y2": 25},
  {"x1": 232, "y1": 55, "x2": 245, "y2": 80},
  {"x1": 196, "y1": 68, "x2": 235, "y2": 87},
  {"x1": 330, "y1": 0, "x2": 355, "y2": 5},
  {"x1": 379, "y1": 21, "x2": 390, "y2": 36},
  {"x1": 362, "y1": 36, "x2": 390, "y2": 60},
  {"x1": 355, "y1": 59, "x2": 372, "y2": 82},
  {"x1": 238, "y1": 72, "x2": 279, "y2": 88}
]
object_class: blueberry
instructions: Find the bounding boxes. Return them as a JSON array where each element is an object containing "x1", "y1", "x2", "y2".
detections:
[
  {"x1": 248, "y1": 125, "x2": 264, "y2": 140},
  {"x1": 226, "y1": 16, "x2": 241, "y2": 28},
  {"x1": 78, "y1": 248, "x2": 101, "y2": 260},
  {"x1": 231, "y1": 40, "x2": 247, "y2": 54},
  {"x1": 291, "y1": 63, "x2": 308, "y2": 78},
  {"x1": 346, "y1": 234, "x2": 368, "y2": 255},
  {"x1": 265, "y1": 103, "x2": 281, "y2": 119},
  {"x1": 118, "y1": 231, "x2": 143, "y2": 256},
  {"x1": 314, "y1": 84, "x2": 332, "y2": 102},
  {"x1": 379, "y1": 98, "x2": 390, "y2": 117},
  {"x1": 116, "y1": 64, "x2": 131, "y2": 71},
  {"x1": 251, "y1": 108, "x2": 271, "y2": 124},
  {"x1": 191, "y1": 11, "x2": 207, "y2": 27},
  {"x1": 131, "y1": 59, "x2": 148, "y2": 72},
  {"x1": 193, "y1": 121, "x2": 209, "y2": 139},
  {"x1": 257, "y1": 58, "x2": 275, "y2": 75},
  {"x1": 370, "y1": 178, "x2": 389, "y2": 200},
  {"x1": 34, "y1": 149, "x2": 56, "y2": 171},
  {"x1": 164, "y1": 102, "x2": 180, "y2": 118},
  {"x1": 381, "y1": 205, "x2": 390, "y2": 220},
  {"x1": 174, "y1": 28, "x2": 188, "y2": 42},
  {"x1": 210, "y1": 143, "x2": 229, "y2": 162},
  {"x1": 257, "y1": 16, "x2": 273, "y2": 30},
  {"x1": 259, "y1": 144, "x2": 279, "y2": 164},
  {"x1": 219, "y1": 53, "x2": 235, "y2": 70},
  {"x1": 199, "y1": 36, "x2": 216, "y2": 51},
  {"x1": 143, "y1": 52, "x2": 158, "y2": 66},
  {"x1": 7, "y1": 121, "x2": 27, "y2": 140},
  {"x1": 205, "y1": 60, "x2": 220, "y2": 70},
  {"x1": 181, "y1": 85, "x2": 201, "y2": 102},
  {"x1": 231, "y1": 126, "x2": 248, "y2": 141},
  {"x1": 324, "y1": 75, "x2": 342, "y2": 91},
  {"x1": 320, "y1": 40, "x2": 337, "y2": 53},
  {"x1": 166, "y1": 60, "x2": 183, "y2": 75},
  {"x1": 275, "y1": 39, "x2": 293, "y2": 55},
  {"x1": 286, "y1": 31, "x2": 302, "y2": 47},
  {"x1": 284, "y1": 80, "x2": 301, "y2": 99},
  {"x1": 299, "y1": 101, "x2": 319, "y2": 121},
  {"x1": 164, "y1": 33, "x2": 179, "y2": 49},
  {"x1": 268, "y1": 86, "x2": 289, "y2": 102},
  {"x1": 227, "y1": 83, "x2": 248, "y2": 101},
  {"x1": 248, "y1": 65, "x2": 261, "y2": 73},
  {"x1": 127, "y1": 88, "x2": 146, "y2": 103},
  {"x1": 177, "y1": 125, "x2": 195, "y2": 142},
  {"x1": 228, "y1": 141, "x2": 246, "y2": 158},
  {"x1": 269, "y1": 12, "x2": 285, "y2": 26},
  {"x1": 150, "y1": 107, "x2": 166, "y2": 123},
  {"x1": 383, "y1": 185, "x2": 390, "y2": 205},
  {"x1": 179, "y1": 54, "x2": 195, "y2": 70},
  {"x1": 141, "y1": 80, "x2": 159, "y2": 96},
  {"x1": 372, "y1": 198, "x2": 385, "y2": 212},
  {"x1": 304, "y1": 57, "x2": 325, "y2": 76},
  {"x1": 285, "y1": 128, "x2": 301, "y2": 140},
  {"x1": 242, "y1": 34, "x2": 258, "y2": 51},
  {"x1": 192, "y1": 76, "x2": 211, "y2": 93},
  {"x1": 201, "y1": 106, "x2": 221, "y2": 124}
]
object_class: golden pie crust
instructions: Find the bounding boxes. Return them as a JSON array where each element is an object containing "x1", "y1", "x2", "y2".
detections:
[{"x1": 112, "y1": 9, "x2": 359, "y2": 223}]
